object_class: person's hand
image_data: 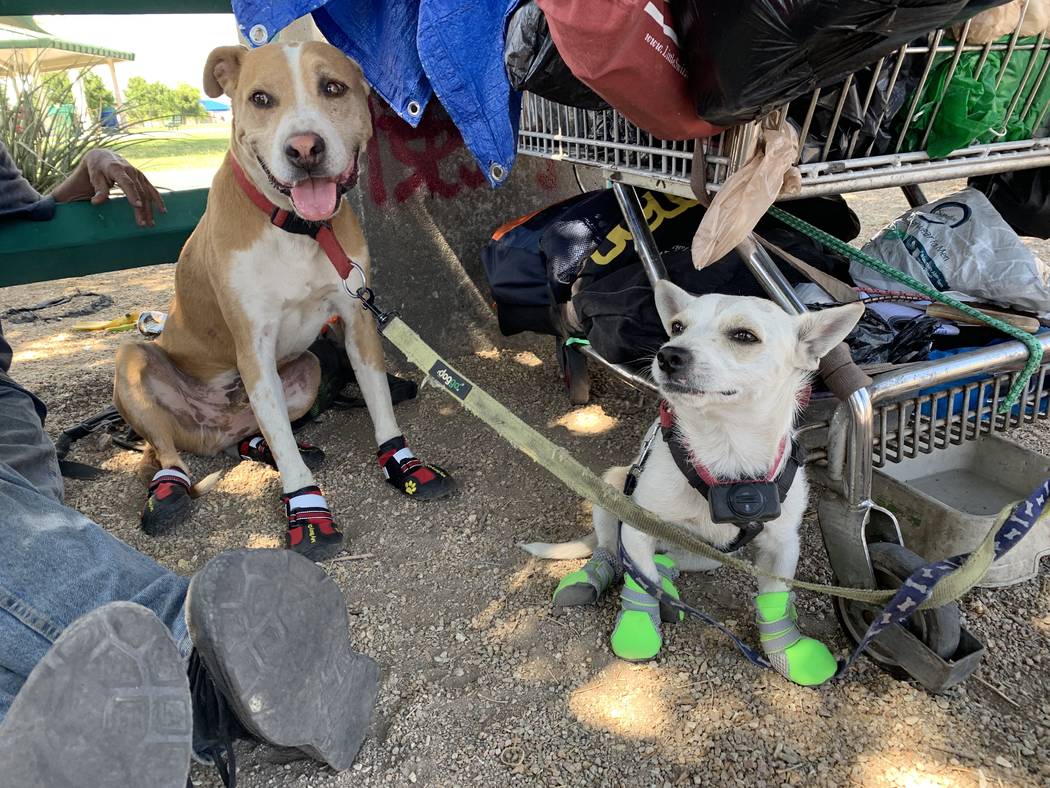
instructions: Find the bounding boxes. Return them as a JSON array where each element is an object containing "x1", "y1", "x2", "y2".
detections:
[{"x1": 50, "y1": 149, "x2": 166, "y2": 227}]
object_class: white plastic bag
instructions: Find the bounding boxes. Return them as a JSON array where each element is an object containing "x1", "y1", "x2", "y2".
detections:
[{"x1": 853, "y1": 188, "x2": 1050, "y2": 316}]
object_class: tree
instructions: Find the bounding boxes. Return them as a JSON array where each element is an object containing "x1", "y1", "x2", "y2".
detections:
[
  {"x1": 124, "y1": 77, "x2": 205, "y2": 121},
  {"x1": 125, "y1": 76, "x2": 172, "y2": 122},
  {"x1": 82, "y1": 71, "x2": 115, "y2": 113},
  {"x1": 171, "y1": 83, "x2": 206, "y2": 118},
  {"x1": 42, "y1": 71, "x2": 73, "y2": 105}
]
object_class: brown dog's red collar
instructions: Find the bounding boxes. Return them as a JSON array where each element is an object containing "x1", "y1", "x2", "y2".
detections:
[{"x1": 228, "y1": 154, "x2": 358, "y2": 282}]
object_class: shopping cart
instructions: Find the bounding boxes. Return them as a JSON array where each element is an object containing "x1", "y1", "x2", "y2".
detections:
[{"x1": 516, "y1": 15, "x2": 1050, "y2": 692}]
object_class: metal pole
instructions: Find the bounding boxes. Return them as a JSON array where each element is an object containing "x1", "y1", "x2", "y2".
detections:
[
  {"x1": 612, "y1": 182, "x2": 668, "y2": 285},
  {"x1": 901, "y1": 184, "x2": 928, "y2": 208},
  {"x1": 578, "y1": 345, "x2": 658, "y2": 395},
  {"x1": 735, "y1": 234, "x2": 807, "y2": 314}
]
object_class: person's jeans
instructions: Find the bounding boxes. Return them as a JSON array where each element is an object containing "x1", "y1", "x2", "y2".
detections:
[{"x1": 0, "y1": 384, "x2": 191, "y2": 722}]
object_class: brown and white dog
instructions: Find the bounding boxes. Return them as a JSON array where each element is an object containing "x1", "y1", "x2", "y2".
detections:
[{"x1": 113, "y1": 42, "x2": 453, "y2": 560}]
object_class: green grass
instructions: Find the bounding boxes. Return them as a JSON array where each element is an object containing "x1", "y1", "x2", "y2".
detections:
[{"x1": 121, "y1": 127, "x2": 230, "y2": 172}]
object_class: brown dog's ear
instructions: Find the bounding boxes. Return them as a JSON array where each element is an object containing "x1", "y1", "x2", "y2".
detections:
[
  {"x1": 653, "y1": 280, "x2": 694, "y2": 334},
  {"x1": 795, "y1": 302, "x2": 865, "y2": 370},
  {"x1": 345, "y1": 54, "x2": 371, "y2": 96},
  {"x1": 204, "y1": 46, "x2": 247, "y2": 98}
]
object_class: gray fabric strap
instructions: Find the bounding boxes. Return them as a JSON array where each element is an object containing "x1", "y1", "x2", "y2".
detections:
[
  {"x1": 654, "y1": 557, "x2": 678, "y2": 582},
  {"x1": 620, "y1": 584, "x2": 659, "y2": 611},
  {"x1": 758, "y1": 600, "x2": 803, "y2": 654},
  {"x1": 760, "y1": 627, "x2": 803, "y2": 654},
  {"x1": 591, "y1": 547, "x2": 623, "y2": 582},
  {"x1": 757, "y1": 615, "x2": 795, "y2": 636}
]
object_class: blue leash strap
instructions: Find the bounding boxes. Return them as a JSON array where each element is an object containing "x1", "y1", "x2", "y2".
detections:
[
  {"x1": 618, "y1": 543, "x2": 772, "y2": 669},
  {"x1": 836, "y1": 476, "x2": 1050, "y2": 677}
]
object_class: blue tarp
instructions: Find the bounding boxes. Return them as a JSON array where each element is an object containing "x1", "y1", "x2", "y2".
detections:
[{"x1": 232, "y1": 0, "x2": 521, "y2": 187}]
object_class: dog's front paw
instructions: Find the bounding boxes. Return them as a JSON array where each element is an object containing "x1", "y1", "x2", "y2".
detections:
[
  {"x1": 611, "y1": 573, "x2": 664, "y2": 661},
  {"x1": 755, "y1": 591, "x2": 837, "y2": 687},
  {"x1": 283, "y1": 486, "x2": 344, "y2": 562}
]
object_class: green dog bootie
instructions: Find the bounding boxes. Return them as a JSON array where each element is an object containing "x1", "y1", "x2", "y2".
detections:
[
  {"x1": 611, "y1": 557, "x2": 683, "y2": 661},
  {"x1": 552, "y1": 548, "x2": 621, "y2": 607},
  {"x1": 755, "y1": 591, "x2": 837, "y2": 687},
  {"x1": 611, "y1": 573, "x2": 662, "y2": 661}
]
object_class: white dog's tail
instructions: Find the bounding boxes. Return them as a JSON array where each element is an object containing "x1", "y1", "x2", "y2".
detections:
[
  {"x1": 188, "y1": 470, "x2": 222, "y2": 498},
  {"x1": 518, "y1": 532, "x2": 597, "y2": 560}
]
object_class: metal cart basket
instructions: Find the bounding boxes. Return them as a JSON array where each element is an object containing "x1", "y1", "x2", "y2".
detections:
[{"x1": 516, "y1": 16, "x2": 1050, "y2": 692}]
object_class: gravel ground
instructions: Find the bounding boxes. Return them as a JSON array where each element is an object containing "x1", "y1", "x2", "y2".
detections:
[{"x1": 1, "y1": 183, "x2": 1048, "y2": 788}]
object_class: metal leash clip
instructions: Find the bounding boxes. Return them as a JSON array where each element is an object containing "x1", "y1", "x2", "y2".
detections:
[{"x1": 342, "y1": 278, "x2": 398, "y2": 329}]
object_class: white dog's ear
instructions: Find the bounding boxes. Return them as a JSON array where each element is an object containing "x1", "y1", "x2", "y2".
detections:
[
  {"x1": 204, "y1": 45, "x2": 247, "y2": 99},
  {"x1": 795, "y1": 302, "x2": 865, "y2": 370},
  {"x1": 654, "y1": 281, "x2": 694, "y2": 332}
]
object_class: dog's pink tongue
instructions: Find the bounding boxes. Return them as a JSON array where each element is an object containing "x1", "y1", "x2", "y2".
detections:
[{"x1": 290, "y1": 178, "x2": 337, "y2": 221}]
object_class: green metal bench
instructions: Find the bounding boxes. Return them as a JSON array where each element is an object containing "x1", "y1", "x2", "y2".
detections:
[{"x1": 0, "y1": 189, "x2": 208, "y2": 287}]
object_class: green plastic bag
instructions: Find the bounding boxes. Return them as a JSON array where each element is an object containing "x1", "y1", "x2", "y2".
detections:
[{"x1": 902, "y1": 36, "x2": 1050, "y2": 157}]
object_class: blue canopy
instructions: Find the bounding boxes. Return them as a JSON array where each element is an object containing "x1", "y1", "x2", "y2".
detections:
[{"x1": 199, "y1": 98, "x2": 230, "y2": 112}]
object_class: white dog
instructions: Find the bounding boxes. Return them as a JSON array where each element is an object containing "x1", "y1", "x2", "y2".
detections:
[{"x1": 524, "y1": 283, "x2": 863, "y2": 686}]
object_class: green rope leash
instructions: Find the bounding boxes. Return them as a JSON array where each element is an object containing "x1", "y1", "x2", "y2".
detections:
[{"x1": 768, "y1": 205, "x2": 1043, "y2": 412}]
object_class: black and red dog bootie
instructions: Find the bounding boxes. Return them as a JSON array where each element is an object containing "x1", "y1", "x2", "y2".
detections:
[
  {"x1": 141, "y1": 467, "x2": 193, "y2": 536},
  {"x1": 282, "y1": 485, "x2": 344, "y2": 562},
  {"x1": 377, "y1": 436, "x2": 455, "y2": 500},
  {"x1": 237, "y1": 435, "x2": 325, "y2": 471}
]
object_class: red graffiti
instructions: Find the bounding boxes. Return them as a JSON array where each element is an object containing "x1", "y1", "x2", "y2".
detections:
[
  {"x1": 534, "y1": 159, "x2": 559, "y2": 191},
  {"x1": 367, "y1": 97, "x2": 485, "y2": 207}
]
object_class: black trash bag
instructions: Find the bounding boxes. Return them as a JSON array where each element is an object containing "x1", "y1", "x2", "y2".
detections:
[
  {"x1": 672, "y1": 0, "x2": 1011, "y2": 127},
  {"x1": 970, "y1": 167, "x2": 1050, "y2": 240},
  {"x1": 793, "y1": 58, "x2": 922, "y2": 163},
  {"x1": 505, "y1": 0, "x2": 609, "y2": 110},
  {"x1": 841, "y1": 309, "x2": 940, "y2": 365}
]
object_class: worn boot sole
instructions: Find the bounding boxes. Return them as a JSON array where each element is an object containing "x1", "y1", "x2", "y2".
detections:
[
  {"x1": 0, "y1": 602, "x2": 192, "y2": 788},
  {"x1": 185, "y1": 549, "x2": 379, "y2": 770}
]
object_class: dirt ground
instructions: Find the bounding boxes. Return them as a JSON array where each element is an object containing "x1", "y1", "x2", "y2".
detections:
[{"x1": 1, "y1": 183, "x2": 1048, "y2": 787}]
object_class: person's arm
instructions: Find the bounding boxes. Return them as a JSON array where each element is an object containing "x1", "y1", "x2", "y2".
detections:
[
  {"x1": 49, "y1": 149, "x2": 166, "y2": 227},
  {"x1": 0, "y1": 142, "x2": 55, "y2": 221}
]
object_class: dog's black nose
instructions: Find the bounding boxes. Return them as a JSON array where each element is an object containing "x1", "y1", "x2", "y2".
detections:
[
  {"x1": 657, "y1": 346, "x2": 691, "y2": 373},
  {"x1": 284, "y1": 133, "x2": 326, "y2": 169}
]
